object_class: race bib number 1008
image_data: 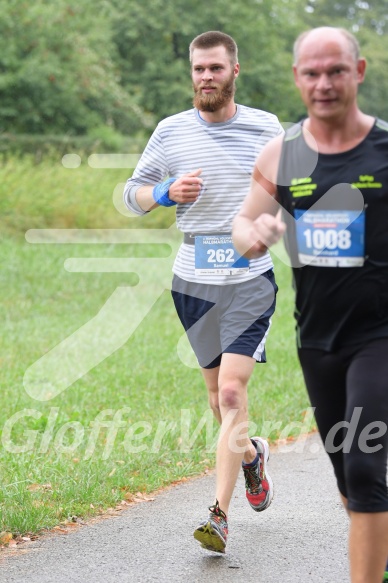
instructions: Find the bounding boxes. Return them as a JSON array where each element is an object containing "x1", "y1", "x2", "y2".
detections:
[{"x1": 294, "y1": 209, "x2": 365, "y2": 267}]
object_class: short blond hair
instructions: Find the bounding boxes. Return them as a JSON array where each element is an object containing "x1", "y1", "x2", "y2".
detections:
[{"x1": 189, "y1": 31, "x2": 238, "y2": 66}]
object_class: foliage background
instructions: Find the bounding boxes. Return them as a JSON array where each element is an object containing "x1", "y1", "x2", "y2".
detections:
[
  {"x1": 1, "y1": 0, "x2": 388, "y2": 149},
  {"x1": 1, "y1": 0, "x2": 388, "y2": 537}
]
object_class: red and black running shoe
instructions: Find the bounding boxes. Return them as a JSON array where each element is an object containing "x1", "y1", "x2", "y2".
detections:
[{"x1": 242, "y1": 436, "x2": 273, "y2": 512}]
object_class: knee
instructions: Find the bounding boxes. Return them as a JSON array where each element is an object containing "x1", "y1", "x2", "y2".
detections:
[
  {"x1": 326, "y1": 451, "x2": 347, "y2": 498},
  {"x1": 218, "y1": 381, "x2": 245, "y2": 411},
  {"x1": 208, "y1": 393, "x2": 220, "y2": 415},
  {"x1": 346, "y1": 455, "x2": 377, "y2": 491},
  {"x1": 345, "y1": 454, "x2": 387, "y2": 510}
]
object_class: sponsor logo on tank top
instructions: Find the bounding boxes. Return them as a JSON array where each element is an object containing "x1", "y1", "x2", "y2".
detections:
[
  {"x1": 351, "y1": 175, "x2": 382, "y2": 189},
  {"x1": 290, "y1": 177, "x2": 317, "y2": 197}
]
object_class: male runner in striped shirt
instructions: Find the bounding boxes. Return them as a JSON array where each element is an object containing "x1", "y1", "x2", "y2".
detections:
[{"x1": 124, "y1": 30, "x2": 282, "y2": 553}]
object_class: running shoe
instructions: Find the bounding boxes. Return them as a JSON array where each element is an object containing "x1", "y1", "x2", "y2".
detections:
[
  {"x1": 242, "y1": 436, "x2": 273, "y2": 512},
  {"x1": 193, "y1": 499, "x2": 228, "y2": 553}
]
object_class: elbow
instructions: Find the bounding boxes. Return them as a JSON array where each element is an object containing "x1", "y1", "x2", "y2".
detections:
[{"x1": 123, "y1": 182, "x2": 149, "y2": 216}]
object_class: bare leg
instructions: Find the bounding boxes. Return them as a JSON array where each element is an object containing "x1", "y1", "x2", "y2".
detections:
[
  {"x1": 201, "y1": 363, "x2": 257, "y2": 465},
  {"x1": 339, "y1": 492, "x2": 388, "y2": 582},
  {"x1": 201, "y1": 366, "x2": 222, "y2": 425},
  {"x1": 349, "y1": 511, "x2": 388, "y2": 583},
  {"x1": 340, "y1": 493, "x2": 350, "y2": 515},
  {"x1": 211, "y1": 353, "x2": 256, "y2": 515}
]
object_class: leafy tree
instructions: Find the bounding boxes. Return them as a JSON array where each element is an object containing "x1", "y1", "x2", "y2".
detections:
[
  {"x1": 300, "y1": 0, "x2": 388, "y2": 34},
  {"x1": 1, "y1": 0, "x2": 388, "y2": 136},
  {"x1": 358, "y1": 27, "x2": 388, "y2": 119},
  {"x1": 0, "y1": 0, "x2": 153, "y2": 135},
  {"x1": 110, "y1": 0, "x2": 304, "y2": 125}
]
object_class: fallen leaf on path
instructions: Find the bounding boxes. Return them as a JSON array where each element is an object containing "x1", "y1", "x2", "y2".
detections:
[
  {"x1": 53, "y1": 527, "x2": 68, "y2": 534},
  {"x1": 0, "y1": 532, "x2": 13, "y2": 545},
  {"x1": 134, "y1": 492, "x2": 155, "y2": 502}
]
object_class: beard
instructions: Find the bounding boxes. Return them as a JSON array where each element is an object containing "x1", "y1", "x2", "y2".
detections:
[{"x1": 192, "y1": 73, "x2": 236, "y2": 112}]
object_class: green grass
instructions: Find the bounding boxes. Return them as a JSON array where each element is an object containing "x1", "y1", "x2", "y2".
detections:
[{"x1": 0, "y1": 156, "x2": 311, "y2": 536}]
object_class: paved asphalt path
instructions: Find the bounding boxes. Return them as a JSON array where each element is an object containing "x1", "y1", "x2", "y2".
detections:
[{"x1": 0, "y1": 433, "x2": 349, "y2": 583}]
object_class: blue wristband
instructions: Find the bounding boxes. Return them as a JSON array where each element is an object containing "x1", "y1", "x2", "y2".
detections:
[{"x1": 152, "y1": 178, "x2": 177, "y2": 207}]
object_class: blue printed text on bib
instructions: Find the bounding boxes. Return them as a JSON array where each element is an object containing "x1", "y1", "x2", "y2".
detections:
[{"x1": 294, "y1": 209, "x2": 365, "y2": 267}]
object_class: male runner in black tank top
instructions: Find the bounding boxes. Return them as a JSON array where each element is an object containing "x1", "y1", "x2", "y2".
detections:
[{"x1": 233, "y1": 26, "x2": 388, "y2": 583}]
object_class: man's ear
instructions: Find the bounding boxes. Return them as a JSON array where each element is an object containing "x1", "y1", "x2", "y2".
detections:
[
  {"x1": 292, "y1": 65, "x2": 300, "y2": 88},
  {"x1": 357, "y1": 58, "x2": 367, "y2": 84}
]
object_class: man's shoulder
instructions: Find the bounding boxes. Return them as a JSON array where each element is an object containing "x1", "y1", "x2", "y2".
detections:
[
  {"x1": 237, "y1": 105, "x2": 282, "y2": 136},
  {"x1": 237, "y1": 104, "x2": 280, "y2": 124},
  {"x1": 375, "y1": 118, "x2": 388, "y2": 133},
  {"x1": 369, "y1": 118, "x2": 388, "y2": 151},
  {"x1": 157, "y1": 109, "x2": 196, "y2": 130},
  {"x1": 283, "y1": 121, "x2": 303, "y2": 141}
]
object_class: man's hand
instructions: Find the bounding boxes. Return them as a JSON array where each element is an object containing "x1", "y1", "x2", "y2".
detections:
[
  {"x1": 252, "y1": 212, "x2": 286, "y2": 250},
  {"x1": 168, "y1": 169, "x2": 203, "y2": 204},
  {"x1": 234, "y1": 212, "x2": 286, "y2": 258}
]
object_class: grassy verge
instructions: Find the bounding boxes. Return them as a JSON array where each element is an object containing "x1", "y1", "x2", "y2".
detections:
[{"x1": 0, "y1": 156, "x2": 310, "y2": 537}]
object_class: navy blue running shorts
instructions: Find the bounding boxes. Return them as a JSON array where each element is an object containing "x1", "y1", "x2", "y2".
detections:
[{"x1": 171, "y1": 270, "x2": 278, "y2": 369}]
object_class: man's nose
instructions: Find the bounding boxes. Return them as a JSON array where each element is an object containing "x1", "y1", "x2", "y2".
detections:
[
  {"x1": 202, "y1": 69, "x2": 213, "y2": 81},
  {"x1": 316, "y1": 73, "x2": 332, "y2": 90}
]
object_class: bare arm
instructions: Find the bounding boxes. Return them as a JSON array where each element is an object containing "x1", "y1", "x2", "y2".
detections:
[
  {"x1": 134, "y1": 169, "x2": 203, "y2": 212},
  {"x1": 123, "y1": 125, "x2": 203, "y2": 215},
  {"x1": 232, "y1": 135, "x2": 286, "y2": 258}
]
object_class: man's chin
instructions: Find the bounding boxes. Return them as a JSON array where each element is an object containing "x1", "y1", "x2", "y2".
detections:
[
  {"x1": 199, "y1": 103, "x2": 221, "y2": 112},
  {"x1": 193, "y1": 96, "x2": 221, "y2": 112}
]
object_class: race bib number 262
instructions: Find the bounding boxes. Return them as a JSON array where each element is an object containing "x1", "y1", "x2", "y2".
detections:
[{"x1": 194, "y1": 235, "x2": 249, "y2": 275}]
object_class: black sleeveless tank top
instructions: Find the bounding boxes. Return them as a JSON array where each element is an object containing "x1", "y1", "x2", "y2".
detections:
[{"x1": 277, "y1": 119, "x2": 388, "y2": 350}]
